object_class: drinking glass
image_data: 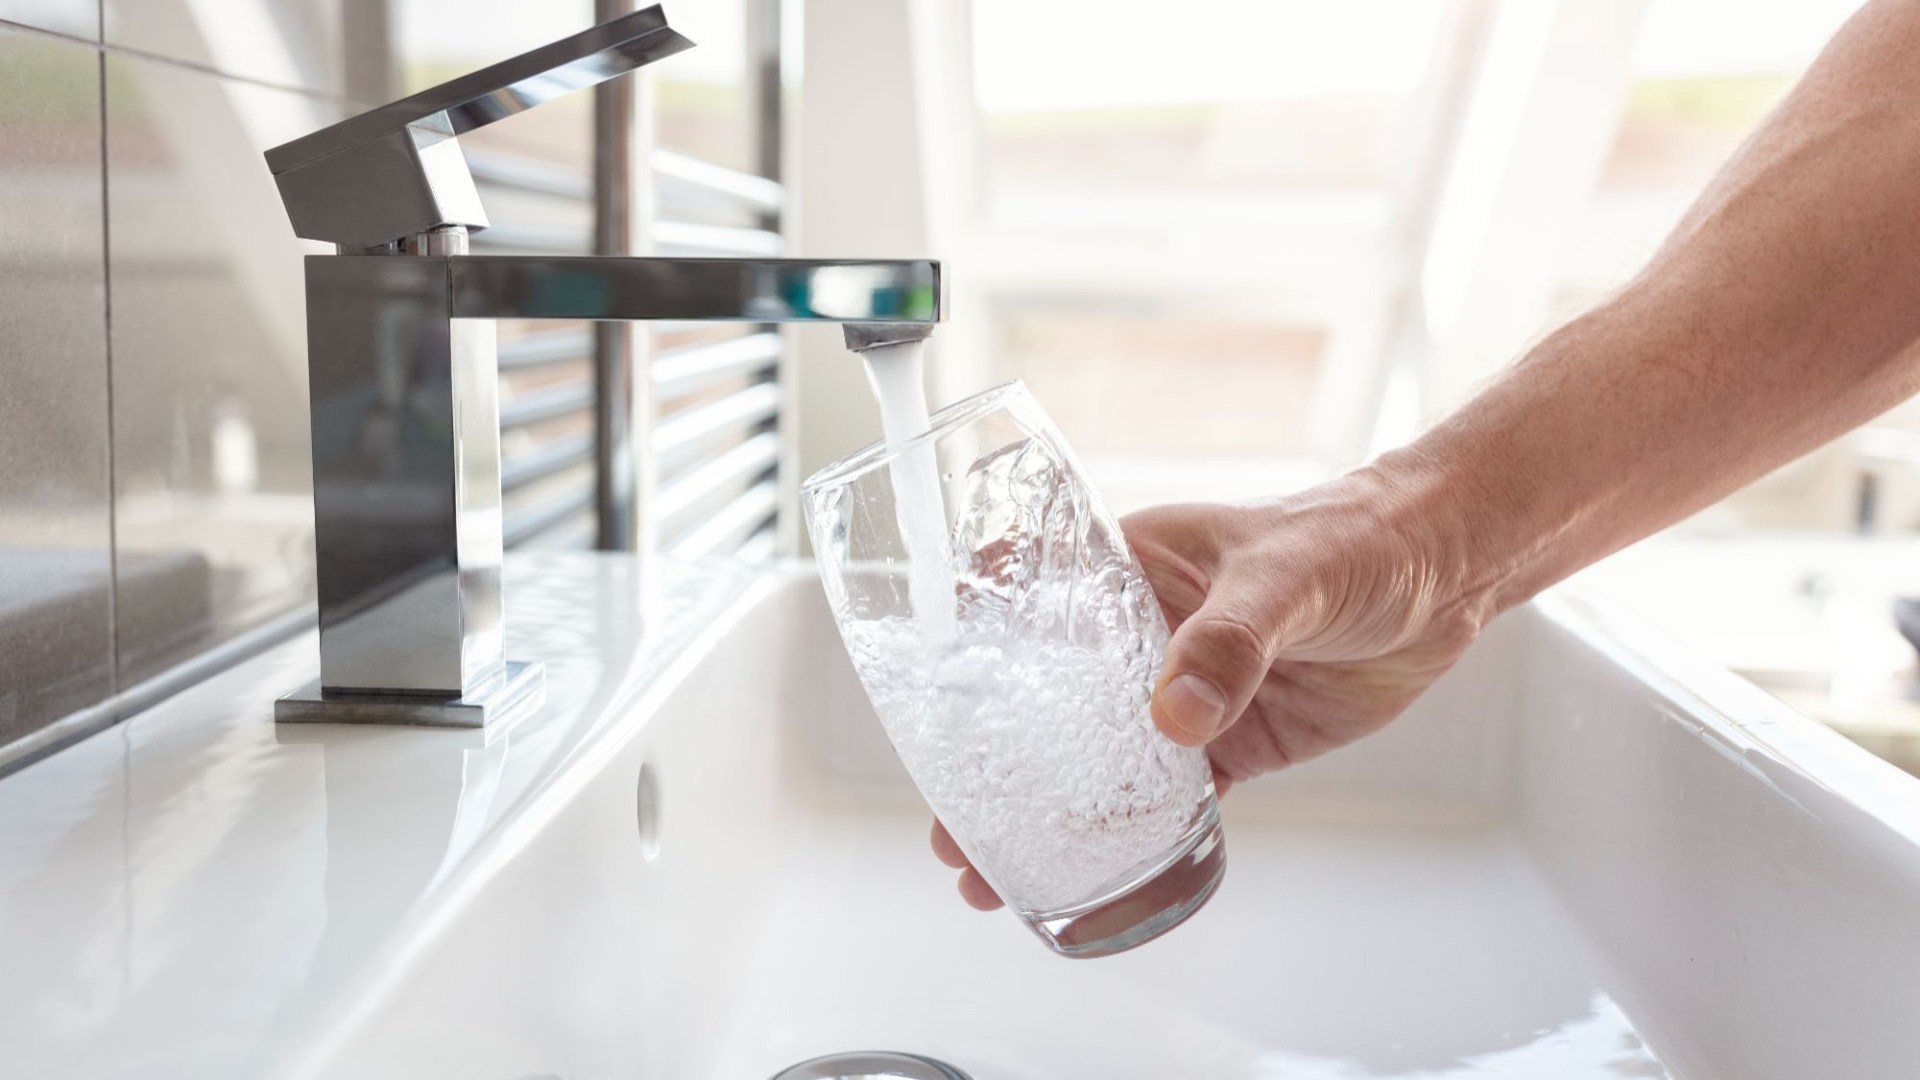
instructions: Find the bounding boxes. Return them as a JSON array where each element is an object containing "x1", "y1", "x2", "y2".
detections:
[{"x1": 803, "y1": 381, "x2": 1225, "y2": 957}]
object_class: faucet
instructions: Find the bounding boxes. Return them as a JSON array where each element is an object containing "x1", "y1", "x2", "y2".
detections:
[{"x1": 266, "y1": 6, "x2": 942, "y2": 727}]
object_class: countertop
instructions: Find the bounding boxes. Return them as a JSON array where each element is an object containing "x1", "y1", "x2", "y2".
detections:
[{"x1": 0, "y1": 552, "x2": 764, "y2": 1080}]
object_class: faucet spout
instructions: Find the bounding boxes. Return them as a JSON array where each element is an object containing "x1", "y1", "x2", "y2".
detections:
[
  {"x1": 842, "y1": 322, "x2": 938, "y2": 353},
  {"x1": 446, "y1": 256, "x2": 942, "y2": 325}
]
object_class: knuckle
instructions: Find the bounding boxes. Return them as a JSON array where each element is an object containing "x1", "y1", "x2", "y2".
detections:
[
  {"x1": 1188, "y1": 610, "x2": 1272, "y2": 671},
  {"x1": 1427, "y1": 608, "x2": 1482, "y2": 655}
]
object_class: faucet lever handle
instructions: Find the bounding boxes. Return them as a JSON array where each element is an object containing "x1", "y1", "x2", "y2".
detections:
[{"x1": 264, "y1": 6, "x2": 693, "y2": 249}]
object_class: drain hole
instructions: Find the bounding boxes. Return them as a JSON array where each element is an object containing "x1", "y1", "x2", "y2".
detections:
[
  {"x1": 768, "y1": 1051, "x2": 972, "y2": 1080},
  {"x1": 635, "y1": 761, "x2": 661, "y2": 860}
]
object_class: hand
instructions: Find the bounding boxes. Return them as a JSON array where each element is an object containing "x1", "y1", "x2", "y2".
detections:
[{"x1": 932, "y1": 467, "x2": 1494, "y2": 910}]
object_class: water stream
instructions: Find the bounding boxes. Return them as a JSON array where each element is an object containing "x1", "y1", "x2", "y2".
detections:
[{"x1": 861, "y1": 340, "x2": 957, "y2": 641}]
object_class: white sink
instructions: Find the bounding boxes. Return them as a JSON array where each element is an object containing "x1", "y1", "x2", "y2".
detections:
[
  {"x1": 4, "y1": 553, "x2": 1919, "y2": 1079},
  {"x1": 1571, "y1": 534, "x2": 1920, "y2": 771}
]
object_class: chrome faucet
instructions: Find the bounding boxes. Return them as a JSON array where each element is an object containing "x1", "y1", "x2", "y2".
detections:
[{"x1": 267, "y1": 6, "x2": 942, "y2": 727}]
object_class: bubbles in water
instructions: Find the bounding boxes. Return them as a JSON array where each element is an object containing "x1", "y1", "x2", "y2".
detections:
[
  {"x1": 850, "y1": 607, "x2": 1212, "y2": 914},
  {"x1": 844, "y1": 429, "x2": 1212, "y2": 914},
  {"x1": 836, "y1": 357, "x2": 1213, "y2": 915}
]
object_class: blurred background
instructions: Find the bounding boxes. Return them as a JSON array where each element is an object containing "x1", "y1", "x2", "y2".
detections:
[
  {"x1": 5, "y1": 0, "x2": 1918, "y2": 774},
  {"x1": 822, "y1": 0, "x2": 1920, "y2": 774}
]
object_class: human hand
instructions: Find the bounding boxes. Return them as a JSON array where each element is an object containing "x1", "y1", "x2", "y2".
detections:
[{"x1": 932, "y1": 467, "x2": 1491, "y2": 910}]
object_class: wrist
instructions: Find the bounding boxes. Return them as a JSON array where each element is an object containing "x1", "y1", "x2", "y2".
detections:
[{"x1": 1347, "y1": 444, "x2": 1522, "y2": 625}]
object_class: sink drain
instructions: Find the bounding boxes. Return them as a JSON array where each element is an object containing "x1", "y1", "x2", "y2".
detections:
[{"x1": 768, "y1": 1051, "x2": 973, "y2": 1080}]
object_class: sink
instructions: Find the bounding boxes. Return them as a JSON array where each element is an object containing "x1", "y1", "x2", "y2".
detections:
[
  {"x1": 4, "y1": 554, "x2": 1919, "y2": 1078},
  {"x1": 1570, "y1": 534, "x2": 1920, "y2": 772}
]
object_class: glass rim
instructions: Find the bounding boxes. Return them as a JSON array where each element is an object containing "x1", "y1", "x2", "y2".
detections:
[{"x1": 801, "y1": 379, "x2": 1031, "y2": 494}]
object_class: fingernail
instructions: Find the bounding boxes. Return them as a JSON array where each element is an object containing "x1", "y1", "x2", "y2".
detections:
[{"x1": 1160, "y1": 673, "x2": 1228, "y2": 740}]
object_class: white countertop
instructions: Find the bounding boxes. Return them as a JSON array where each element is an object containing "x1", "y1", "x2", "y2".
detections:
[{"x1": 0, "y1": 553, "x2": 763, "y2": 1080}]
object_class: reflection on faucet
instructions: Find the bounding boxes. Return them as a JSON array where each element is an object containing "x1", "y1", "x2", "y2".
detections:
[{"x1": 449, "y1": 257, "x2": 940, "y2": 323}]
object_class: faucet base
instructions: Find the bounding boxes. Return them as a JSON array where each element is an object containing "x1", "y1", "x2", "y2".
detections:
[{"x1": 274, "y1": 660, "x2": 545, "y2": 729}]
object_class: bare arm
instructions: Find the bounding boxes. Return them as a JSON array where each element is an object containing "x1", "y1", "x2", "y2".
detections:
[
  {"x1": 1398, "y1": 0, "x2": 1920, "y2": 614},
  {"x1": 934, "y1": 0, "x2": 1920, "y2": 910}
]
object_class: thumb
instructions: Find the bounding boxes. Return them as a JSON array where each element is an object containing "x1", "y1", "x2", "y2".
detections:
[{"x1": 1151, "y1": 590, "x2": 1278, "y2": 747}]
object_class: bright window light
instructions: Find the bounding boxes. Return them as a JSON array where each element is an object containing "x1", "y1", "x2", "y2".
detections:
[{"x1": 972, "y1": 0, "x2": 1447, "y2": 112}]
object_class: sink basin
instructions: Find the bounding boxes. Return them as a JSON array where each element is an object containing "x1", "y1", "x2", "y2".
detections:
[
  {"x1": 1570, "y1": 535, "x2": 1920, "y2": 771},
  {"x1": 4, "y1": 553, "x2": 1919, "y2": 1078}
]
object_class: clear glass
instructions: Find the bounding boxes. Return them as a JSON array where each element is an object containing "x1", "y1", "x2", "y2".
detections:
[{"x1": 803, "y1": 382, "x2": 1225, "y2": 957}]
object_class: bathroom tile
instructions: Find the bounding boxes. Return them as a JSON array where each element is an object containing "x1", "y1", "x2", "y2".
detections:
[
  {"x1": 0, "y1": 0, "x2": 97, "y2": 40},
  {"x1": 105, "y1": 54, "x2": 340, "y2": 684},
  {"x1": 0, "y1": 27, "x2": 113, "y2": 749},
  {"x1": 103, "y1": 0, "x2": 351, "y2": 98}
]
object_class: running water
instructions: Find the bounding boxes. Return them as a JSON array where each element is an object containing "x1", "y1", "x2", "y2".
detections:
[
  {"x1": 837, "y1": 357, "x2": 1214, "y2": 913},
  {"x1": 861, "y1": 340, "x2": 957, "y2": 640}
]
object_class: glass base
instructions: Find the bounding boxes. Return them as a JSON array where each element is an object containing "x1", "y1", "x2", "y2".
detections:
[{"x1": 1021, "y1": 810, "x2": 1227, "y2": 958}]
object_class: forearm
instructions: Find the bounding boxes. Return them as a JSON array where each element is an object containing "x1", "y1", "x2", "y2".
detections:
[{"x1": 1377, "y1": 0, "x2": 1920, "y2": 616}]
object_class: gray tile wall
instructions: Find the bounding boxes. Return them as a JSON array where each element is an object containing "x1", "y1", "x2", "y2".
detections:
[
  {"x1": 0, "y1": 2, "x2": 616, "y2": 767},
  {"x1": 106, "y1": 56, "x2": 341, "y2": 683},
  {"x1": 0, "y1": 0, "x2": 96, "y2": 41},
  {"x1": 0, "y1": 25, "x2": 111, "y2": 747},
  {"x1": 103, "y1": 0, "x2": 349, "y2": 96}
]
